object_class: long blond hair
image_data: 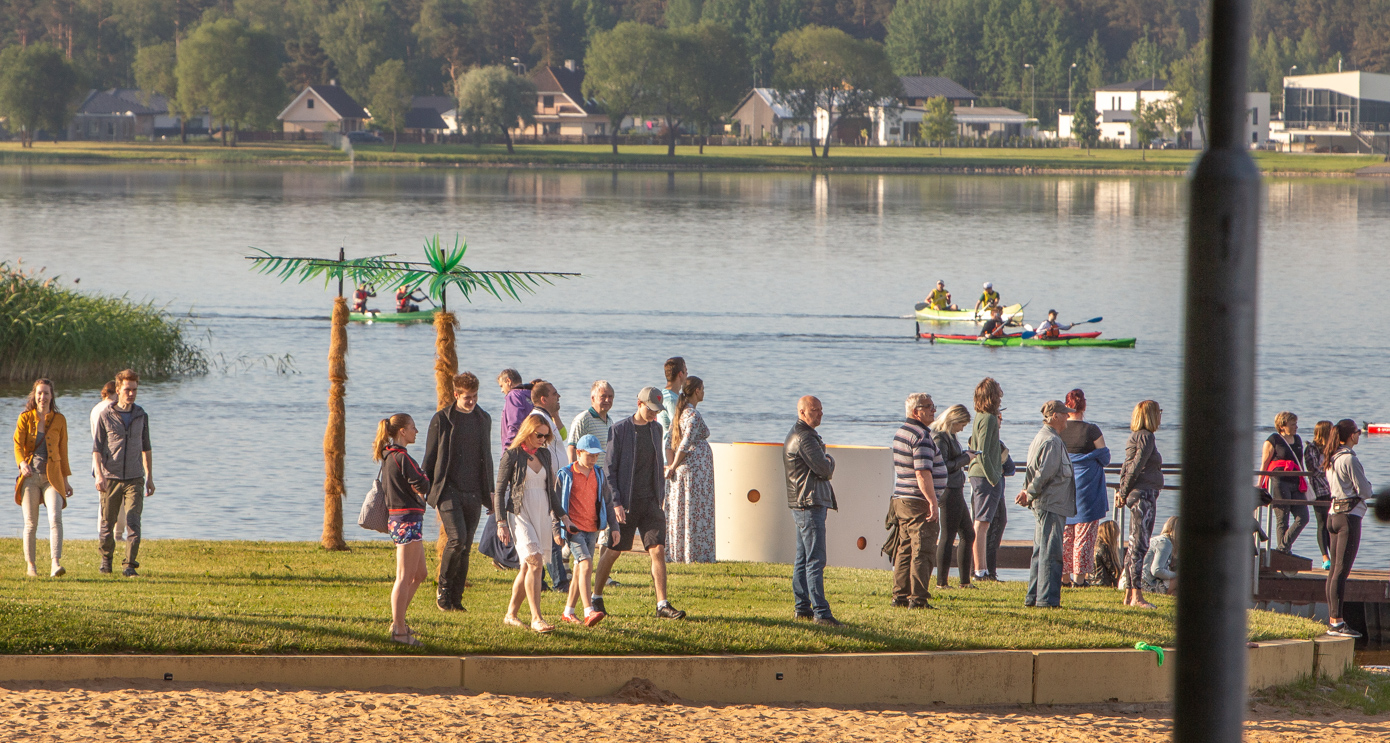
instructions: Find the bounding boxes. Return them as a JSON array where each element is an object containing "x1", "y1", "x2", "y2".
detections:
[
  {"x1": 371, "y1": 414, "x2": 413, "y2": 461},
  {"x1": 1095, "y1": 520, "x2": 1123, "y2": 579},
  {"x1": 510, "y1": 414, "x2": 553, "y2": 451},
  {"x1": 930, "y1": 404, "x2": 970, "y2": 433}
]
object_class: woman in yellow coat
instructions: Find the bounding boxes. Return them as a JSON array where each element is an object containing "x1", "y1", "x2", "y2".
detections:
[{"x1": 13, "y1": 378, "x2": 72, "y2": 577}]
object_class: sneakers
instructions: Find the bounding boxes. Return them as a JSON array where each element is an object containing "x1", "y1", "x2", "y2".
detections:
[
  {"x1": 99, "y1": 560, "x2": 113, "y2": 575},
  {"x1": 560, "y1": 613, "x2": 583, "y2": 625},
  {"x1": 437, "y1": 589, "x2": 454, "y2": 611},
  {"x1": 1327, "y1": 622, "x2": 1362, "y2": 638},
  {"x1": 590, "y1": 596, "x2": 607, "y2": 615},
  {"x1": 122, "y1": 566, "x2": 139, "y2": 578},
  {"x1": 794, "y1": 612, "x2": 815, "y2": 621},
  {"x1": 812, "y1": 616, "x2": 845, "y2": 627},
  {"x1": 584, "y1": 611, "x2": 607, "y2": 627},
  {"x1": 1322, "y1": 559, "x2": 1332, "y2": 570},
  {"x1": 908, "y1": 601, "x2": 935, "y2": 610},
  {"x1": 656, "y1": 602, "x2": 687, "y2": 620},
  {"x1": 890, "y1": 597, "x2": 909, "y2": 608}
]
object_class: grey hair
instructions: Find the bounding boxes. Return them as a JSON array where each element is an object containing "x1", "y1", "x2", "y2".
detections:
[
  {"x1": 591, "y1": 379, "x2": 613, "y2": 394},
  {"x1": 930, "y1": 404, "x2": 971, "y2": 433},
  {"x1": 905, "y1": 393, "x2": 933, "y2": 417}
]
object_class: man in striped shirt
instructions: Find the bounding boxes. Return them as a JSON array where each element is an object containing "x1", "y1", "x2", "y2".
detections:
[{"x1": 891, "y1": 393, "x2": 945, "y2": 609}]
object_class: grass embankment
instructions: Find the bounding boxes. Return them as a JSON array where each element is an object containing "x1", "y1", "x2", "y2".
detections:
[
  {"x1": 0, "y1": 140, "x2": 1381, "y2": 174},
  {"x1": 0, "y1": 538, "x2": 1321, "y2": 656},
  {"x1": 0, "y1": 262, "x2": 206, "y2": 382},
  {"x1": 1257, "y1": 668, "x2": 1390, "y2": 716}
]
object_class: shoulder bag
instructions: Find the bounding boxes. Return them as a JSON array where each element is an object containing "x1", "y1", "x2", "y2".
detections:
[
  {"x1": 357, "y1": 460, "x2": 389, "y2": 533},
  {"x1": 1329, "y1": 451, "x2": 1362, "y2": 515},
  {"x1": 14, "y1": 417, "x2": 51, "y2": 506}
]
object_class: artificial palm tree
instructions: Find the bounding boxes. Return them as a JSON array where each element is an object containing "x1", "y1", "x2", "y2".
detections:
[{"x1": 248, "y1": 238, "x2": 575, "y2": 550}]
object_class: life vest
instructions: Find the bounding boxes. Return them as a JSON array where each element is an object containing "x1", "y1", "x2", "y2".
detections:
[
  {"x1": 929, "y1": 289, "x2": 952, "y2": 309},
  {"x1": 353, "y1": 289, "x2": 371, "y2": 312},
  {"x1": 979, "y1": 290, "x2": 1000, "y2": 307},
  {"x1": 396, "y1": 289, "x2": 414, "y2": 313},
  {"x1": 1039, "y1": 322, "x2": 1061, "y2": 339}
]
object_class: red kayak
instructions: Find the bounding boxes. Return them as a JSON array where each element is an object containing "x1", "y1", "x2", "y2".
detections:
[
  {"x1": 921, "y1": 331, "x2": 1103, "y2": 341},
  {"x1": 1367, "y1": 423, "x2": 1390, "y2": 435}
]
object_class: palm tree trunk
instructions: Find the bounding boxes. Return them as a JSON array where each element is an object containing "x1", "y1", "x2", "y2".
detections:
[
  {"x1": 433, "y1": 310, "x2": 458, "y2": 561},
  {"x1": 321, "y1": 296, "x2": 349, "y2": 551}
]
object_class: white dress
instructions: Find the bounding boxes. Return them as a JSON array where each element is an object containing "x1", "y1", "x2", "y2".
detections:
[{"x1": 508, "y1": 463, "x2": 552, "y2": 560}]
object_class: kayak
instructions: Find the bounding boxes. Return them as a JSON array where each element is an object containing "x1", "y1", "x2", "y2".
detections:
[
  {"x1": 915, "y1": 303, "x2": 1024, "y2": 323},
  {"x1": 932, "y1": 336, "x2": 1137, "y2": 348},
  {"x1": 922, "y1": 331, "x2": 1101, "y2": 341},
  {"x1": 349, "y1": 309, "x2": 438, "y2": 324},
  {"x1": 1367, "y1": 423, "x2": 1390, "y2": 435}
]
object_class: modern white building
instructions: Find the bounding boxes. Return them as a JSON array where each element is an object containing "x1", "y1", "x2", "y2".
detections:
[
  {"x1": 1059, "y1": 79, "x2": 1269, "y2": 148},
  {"x1": 874, "y1": 104, "x2": 1033, "y2": 144},
  {"x1": 1278, "y1": 71, "x2": 1390, "y2": 154}
]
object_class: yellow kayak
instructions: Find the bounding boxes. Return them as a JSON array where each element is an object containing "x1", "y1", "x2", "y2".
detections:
[{"x1": 915, "y1": 302, "x2": 1024, "y2": 323}]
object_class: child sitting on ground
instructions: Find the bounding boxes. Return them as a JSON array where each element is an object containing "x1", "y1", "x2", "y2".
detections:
[{"x1": 556, "y1": 434, "x2": 615, "y2": 627}]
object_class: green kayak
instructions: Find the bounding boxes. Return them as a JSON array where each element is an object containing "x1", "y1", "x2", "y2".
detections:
[
  {"x1": 349, "y1": 309, "x2": 439, "y2": 324},
  {"x1": 932, "y1": 336, "x2": 1136, "y2": 348}
]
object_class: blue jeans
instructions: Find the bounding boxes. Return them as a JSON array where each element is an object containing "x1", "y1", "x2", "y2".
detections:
[
  {"x1": 1025, "y1": 507, "x2": 1065, "y2": 607},
  {"x1": 791, "y1": 506, "x2": 831, "y2": 619},
  {"x1": 547, "y1": 539, "x2": 570, "y2": 591}
]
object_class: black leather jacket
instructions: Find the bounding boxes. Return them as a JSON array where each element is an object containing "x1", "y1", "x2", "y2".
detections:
[
  {"x1": 784, "y1": 420, "x2": 836, "y2": 509},
  {"x1": 493, "y1": 447, "x2": 564, "y2": 518}
]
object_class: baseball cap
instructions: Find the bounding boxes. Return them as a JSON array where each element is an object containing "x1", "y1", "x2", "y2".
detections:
[
  {"x1": 1041, "y1": 400, "x2": 1076, "y2": 417},
  {"x1": 637, "y1": 386, "x2": 663, "y2": 413},
  {"x1": 575, "y1": 434, "x2": 605, "y2": 454},
  {"x1": 983, "y1": 281, "x2": 993, "y2": 289}
]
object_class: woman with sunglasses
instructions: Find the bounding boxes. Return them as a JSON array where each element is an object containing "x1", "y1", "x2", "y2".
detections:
[{"x1": 495, "y1": 414, "x2": 573, "y2": 633}]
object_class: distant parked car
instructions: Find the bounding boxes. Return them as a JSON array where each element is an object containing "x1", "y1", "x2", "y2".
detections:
[
  {"x1": 1160, "y1": 139, "x2": 1180, "y2": 149},
  {"x1": 347, "y1": 131, "x2": 385, "y2": 144}
]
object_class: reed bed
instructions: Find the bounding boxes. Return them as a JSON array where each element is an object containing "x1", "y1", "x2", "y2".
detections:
[{"x1": 0, "y1": 262, "x2": 207, "y2": 382}]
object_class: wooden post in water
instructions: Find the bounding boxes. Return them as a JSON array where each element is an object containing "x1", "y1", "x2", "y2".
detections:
[{"x1": 1174, "y1": 0, "x2": 1261, "y2": 736}]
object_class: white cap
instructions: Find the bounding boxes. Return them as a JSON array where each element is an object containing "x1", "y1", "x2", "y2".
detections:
[{"x1": 983, "y1": 281, "x2": 993, "y2": 289}]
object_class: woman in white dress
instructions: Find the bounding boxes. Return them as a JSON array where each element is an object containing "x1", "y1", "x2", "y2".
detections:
[{"x1": 494, "y1": 415, "x2": 572, "y2": 633}]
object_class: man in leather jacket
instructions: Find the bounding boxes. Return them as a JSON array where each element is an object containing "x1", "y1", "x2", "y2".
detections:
[{"x1": 784, "y1": 396, "x2": 841, "y2": 626}]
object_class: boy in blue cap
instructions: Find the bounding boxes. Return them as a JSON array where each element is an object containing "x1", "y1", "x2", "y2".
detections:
[{"x1": 557, "y1": 434, "x2": 615, "y2": 626}]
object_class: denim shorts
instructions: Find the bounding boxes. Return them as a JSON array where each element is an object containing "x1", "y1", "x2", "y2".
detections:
[
  {"x1": 567, "y1": 530, "x2": 599, "y2": 562},
  {"x1": 388, "y1": 511, "x2": 424, "y2": 545}
]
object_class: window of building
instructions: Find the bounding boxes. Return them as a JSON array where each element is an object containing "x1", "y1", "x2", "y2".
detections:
[
  {"x1": 543, "y1": 95, "x2": 554, "y2": 109},
  {"x1": 307, "y1": 98, "x2": 315, "y2": 109}
]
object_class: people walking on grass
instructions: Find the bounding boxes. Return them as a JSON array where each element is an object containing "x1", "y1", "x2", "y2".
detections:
[
  {"x1": 664, "y1": 376, "x2": 716, "y2": 564},
  {"x1": 974, "y1": 281, "x2": 1001, "y2": 314},
  {"x1": 925, "y1": 280, "x2": 958, "y2": 311},
  {"x1": 658, "y1": 357, "x2": 688, "y2": 455},
  {"x1": 1091, "y1": 520, "x2": 1123, "y2": 588},
  {"x1": 969, "y1": 377, "x2": 1005, "y2": 582},
  {"x1": 889, "y1": 394, "x2": 943, "y2": 608},
  {"x1": 1142, "y1": 517, "x2": 1178, "y2": 595},
  {"x1": 1305, "y1": 420, "x2": 1334, "y2": 570},
  {"x1": 1016, "y1": 401, "x2": 1077, "y2": 608},
  {"x1": 1261, "y1": 411, "x2": 1309, "y2": 554},
  {"x1": 498, "y1": 370, "x2": 534, "y2": 449},
  {"x1": 374, "y1": 413, "x2": 431, "y2": 646},
  {"x1": 1060, "y1": 389, "x2": 1109, "y2": 587},
  {"x1": 14, "y1": 378, "x2": 72, "y2": 578},
  {"x1": 593, "y1": 387, "x2": 687, "y2": 620},
  {"x1": 89, "y1": 382, "x2": 126, "y2": 542},
  {"x1": 1324, "y1": 419, "x2": 1371, "y2": 639},
  {"x1": 1117, "y1": 400, "x2": 1165, "y2": 609},
  {"x1": 494, "y1": 415, "x2": 572, "y2": 634},
  {"x1": 931, "y1": 404, "x2": 976, "y2": 589},
  {"x1": 558, "y1": 435, "x2": 615, "y2": 627},
  {"x1": 568, "y1": 381, "x2": 614, "y2": 466},
  {"x1": 784, "y1": 395, "x2": 841, "y2": 626},
  {"x1": 527, "y1": 381, "x2": 571, "y2": 593},
  {"x1": 92, "y1": 369, "x2": 153, "y2": 578},
  {"x1": 421, "y1": 372, "x2": 494, "y2": 612}
]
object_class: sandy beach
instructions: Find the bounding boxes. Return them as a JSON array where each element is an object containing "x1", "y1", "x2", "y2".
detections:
[{"x1": 3, "y1": 677, "x2": 1386, "y2": 742}]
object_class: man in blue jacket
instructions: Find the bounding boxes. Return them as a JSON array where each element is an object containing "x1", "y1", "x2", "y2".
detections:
[{"x1": 591, "y1": 386, "x2": 687, "y2": 619}]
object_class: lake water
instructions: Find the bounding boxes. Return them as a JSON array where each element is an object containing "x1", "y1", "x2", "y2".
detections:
[{"x1": 2, "y1": 165, "x2": 1387, "y2": 568}]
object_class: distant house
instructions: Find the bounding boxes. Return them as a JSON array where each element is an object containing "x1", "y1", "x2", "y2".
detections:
[
  {"x1": 1279, "y1": 71, "x2": 1390, "y2": 153},
  {"x1": 897, "y1": 76, "x2": 978, "y2": 108},
  {"x1": 525, "y1": 61, "x2": 610, "y2": 137},
  {"x1": 730, "y1": 88, "x2": 811, "y2": 143},
  {"x1": 1058, "y1": 78, "x2": 1268, "y2": 148},
  {"x1": 69, "y1": 89, "x2": 164, "y2": 140},
  {"x1": 407, "y1": 95, "x2": 456, "y2": 135},
  {"x1": 874, "y1": 104, "x2": 1032, "y2": 144},
  {"x1": 278, "y1": 82, "x2": 370, "y2": 133}
]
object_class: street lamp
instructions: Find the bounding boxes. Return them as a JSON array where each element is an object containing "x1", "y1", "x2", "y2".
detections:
[
  {"x1": 1068, "y1": 62, "x2": 1078, "y2": 113},
  {"x1": 509, "y1": 56, "x2": 527, "y2": 76},
  {"x1": 1023, "y1": 63, "x2": 1035, "y2": 121},
  {"x1": 1284, "y1": 65, "x2": 1298, "y2": 123}
]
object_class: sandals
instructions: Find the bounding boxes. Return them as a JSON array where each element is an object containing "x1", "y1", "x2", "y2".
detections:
[
  {"x1": 390, "y1": 627, "x2": 422, "y2": 647},
  {"x1": 503, "y1": 615, "x2": 527, "y2": 629},
  {"x1": 530, "y1": 620, "x2": 555, "y2": 634}
]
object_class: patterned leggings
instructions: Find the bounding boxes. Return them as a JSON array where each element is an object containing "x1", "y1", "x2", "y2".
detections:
[
  {"x1": 1124, "y1": 491, "x2": 1159, "y2": 589},
  {"x1": 1062, "y1": 521, "x2": 1099, "y2": 577}
]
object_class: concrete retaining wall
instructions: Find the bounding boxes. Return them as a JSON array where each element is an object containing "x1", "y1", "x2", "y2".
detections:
[{"x1": 0, "y1": 638, "x2": 1353, "y2": 705}]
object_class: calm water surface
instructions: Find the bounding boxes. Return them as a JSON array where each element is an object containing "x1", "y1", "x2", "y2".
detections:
[{"x1": 2, "y1": 166, "x2": 1387, "y2": 566}]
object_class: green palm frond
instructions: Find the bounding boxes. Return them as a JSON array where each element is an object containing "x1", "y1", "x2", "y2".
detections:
[{"x1": 245, "y1": 248, "x2": 398, "y2": 290}]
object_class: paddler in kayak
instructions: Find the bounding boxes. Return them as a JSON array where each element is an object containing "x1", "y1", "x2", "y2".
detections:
[
  {"x1": 977, "y1": 306, "x2": 1016, "y2": 339},
  {"x1": 973, "y1": 282, "x2": 1001, "y2": 315},
  {"x1": 396, "y1": 286, "x2": 429, "y2": 313},
  {"x1": 1034, "y1": 310, "x2": 1074, "y2": 339},
  {"x1": 353, "y1": 283, "x2": 377, "y2": 313},
  {"x1": 924, "y1": 280, "x2": 959, "y2": 311}
]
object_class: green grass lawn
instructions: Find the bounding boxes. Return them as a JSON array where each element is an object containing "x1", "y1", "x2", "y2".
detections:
[
  {"x1": 0, "y1": 539, "x2": 1321, "y2": 656},
  {"x1": 0, "y1": 140, "x2": 1381, "y2": 174},
  {"x1": 1257, "y1": 668, "x2": 1390, "y2": 716}
]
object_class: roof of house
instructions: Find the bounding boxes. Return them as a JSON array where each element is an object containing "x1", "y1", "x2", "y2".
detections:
[
  {"x1": 76, "y1": 89, "x2": 168, "y2": 116},
  {"x1": 278, "y1": 84, "x2": 371, "y2": 121},
  {"x1": 952, "y1": 106, "x2": 1029, "y2": 123},
  {"x1": 1096, "y1": 78, "x2": 1169, "y2": 92},
  {"x1": 405, "y1": 107, "x2": 449, "y2": 130},
  {"x1": 410, "y1": 95, "x2": 455, "y2": 114},
  {"x1": 899, "y1": 77, "x2": 977, "y2": 101},
  {"x1": 531, "y1": 66, "x2": 600, "y2": 114},
  {"x1": 735, "y1": 88, "x2": 798, "y2": 119}
]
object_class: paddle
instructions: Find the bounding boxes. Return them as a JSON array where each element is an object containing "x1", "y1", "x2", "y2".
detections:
[
  {"x1": 914, "y1": 301, "x2": 928, "y2": 311},
  {"x1": 1073, "y1": 316, "x2": 1103, "y2": 325}
]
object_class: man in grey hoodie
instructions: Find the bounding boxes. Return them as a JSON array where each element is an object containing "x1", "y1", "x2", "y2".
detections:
[{"x1": 1015, "y1": 400, "x2": 1077, "y2": 608}]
